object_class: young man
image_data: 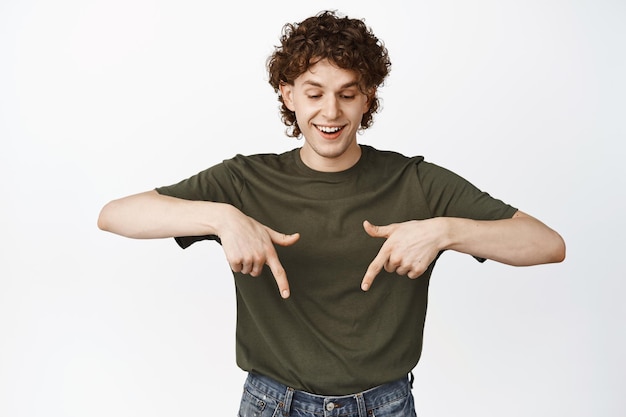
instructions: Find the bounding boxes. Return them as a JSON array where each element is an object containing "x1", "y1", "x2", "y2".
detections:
[{"x1": 98, "y1": 11, "x2": 565, "y2": 417}]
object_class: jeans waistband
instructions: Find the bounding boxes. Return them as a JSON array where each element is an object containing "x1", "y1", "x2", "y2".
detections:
[{"x1": 244, "y1": 373, "x2": 412, "y2": 417}]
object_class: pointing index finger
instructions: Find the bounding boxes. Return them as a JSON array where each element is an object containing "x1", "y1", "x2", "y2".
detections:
[
  {"x1": 266, "y1": 252, "x2": 291, "y2": 299},
  {"x1": 361, "y1": 249, "x2": 387, "y2": 291}
]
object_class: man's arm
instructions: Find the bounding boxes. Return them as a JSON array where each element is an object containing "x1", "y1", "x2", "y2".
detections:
[
  {"x1": 98, "y1": 190, "x2": 226, "y2": 239},
  {"x1": 442, "y1": 210, "x2": 565, "y2": 265},
  {"x1": 98, "y1": 190, "x2": 299, "y2": 298},
  {"x1": 361, "y1": 210, "x2": 565, "y2": 290}
]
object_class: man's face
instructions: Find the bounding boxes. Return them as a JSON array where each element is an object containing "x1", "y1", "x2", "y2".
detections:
[{"x1": 280, "y1": 59, "x2": 371, "y2": 172}]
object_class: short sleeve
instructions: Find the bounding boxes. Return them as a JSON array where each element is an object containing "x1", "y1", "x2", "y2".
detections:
[
  {"x1": 155, "y1": 159, "x2": 245, "y2": 249},
  {"x1": 417, "y1": 161, "x2": 517, "y2": 221},
  {"x1": 416, "y1": 160, "x2": 518, "y2": 263}
]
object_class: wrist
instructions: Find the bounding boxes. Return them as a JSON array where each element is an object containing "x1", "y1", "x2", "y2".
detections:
[
  {"x1": 202, "y1": 201, "x2": 237, "y2": 237},
  {"x1": 440, "y1": 216, "x2": 482, "y2": 254},
  {"x1": 436, "y1": 217, "x2": 473, "y2": 250},
  {"x1": 434, "y1": 216, "x2": 459, "y2": 252}
]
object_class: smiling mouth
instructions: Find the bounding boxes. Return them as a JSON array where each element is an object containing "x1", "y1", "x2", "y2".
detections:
[{"x1": 315, "y1": 125, "x2": 345, "y2": 135}]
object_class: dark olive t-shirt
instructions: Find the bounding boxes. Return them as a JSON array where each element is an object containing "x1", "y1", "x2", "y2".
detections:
[{"x1": 156, "y1": 145, "x2": 517, "y2": 395}]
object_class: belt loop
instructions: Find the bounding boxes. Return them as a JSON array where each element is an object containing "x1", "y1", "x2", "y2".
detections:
[
  {"x1": 355, "y1": 392, "x2": 367, "y2": 417},
  {"x1": 281, "y1": 386, "x2": 294, "y2": 416}
]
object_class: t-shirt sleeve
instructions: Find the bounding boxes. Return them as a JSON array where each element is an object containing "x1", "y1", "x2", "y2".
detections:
[
  {"x1": 416, "y1": 160, "x2": 518, "y2": 262},
  {"x1": 154, "y1": 159, "x2": 245, "y2": 249}
]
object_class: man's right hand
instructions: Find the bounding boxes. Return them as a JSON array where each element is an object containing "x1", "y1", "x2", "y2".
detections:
[
  {"x1": 217, "y1": 205, "x2": 300, "y2": 299},
  {"x1": 98, "y1": 190, "x2": 299, "y2": 299}
]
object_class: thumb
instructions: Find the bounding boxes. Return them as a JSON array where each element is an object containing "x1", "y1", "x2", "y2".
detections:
[
  {"x1": 363, "y1": 220, "x2": 394, "y2": 238},
  {"x1": 266, "y1": 227, "x2": 300, "y2": 247}
]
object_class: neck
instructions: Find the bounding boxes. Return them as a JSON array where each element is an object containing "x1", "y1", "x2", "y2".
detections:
[{"x1": 300, "y1": 144, "x2": 362, "y2": 172}]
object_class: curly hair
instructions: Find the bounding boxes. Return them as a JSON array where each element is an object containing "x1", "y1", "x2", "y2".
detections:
[{"x1": 267, "y1": 11, "x2": 391, "y2": 138}]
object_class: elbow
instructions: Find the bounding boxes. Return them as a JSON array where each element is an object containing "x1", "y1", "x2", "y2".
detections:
[
  {"x1": 97, "y1": 201, "x2": 115, "y2": 232},
  {"x1": 547, "y1": 231, "x2": 566, "y2": 264},
  {"x1": 97, "y1": 213, "x2": 108, "y2": 232},
  {"x1": 516, "y1": 230, "x2": 566, "y2": 267}
]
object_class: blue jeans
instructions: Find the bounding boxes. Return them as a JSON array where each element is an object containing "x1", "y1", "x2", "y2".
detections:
[{"x1": 238, "y1": 373, "x2": 417, "y2": 417}]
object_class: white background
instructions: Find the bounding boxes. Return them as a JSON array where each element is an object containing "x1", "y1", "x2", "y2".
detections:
[{"x1": 1, "y1": 0, "x2": 624, "y2": 416}]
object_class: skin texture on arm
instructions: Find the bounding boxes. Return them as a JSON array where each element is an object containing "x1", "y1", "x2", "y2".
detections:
[
  {"x1": 361, "y1": 210, "x2": 565, "y2": 291},
  {"x1": 98, "y1": 190, "x2": 225, "y2": 239},
  {"x1": 98, "y1": 190, "x2": 299, "y2": 298}
]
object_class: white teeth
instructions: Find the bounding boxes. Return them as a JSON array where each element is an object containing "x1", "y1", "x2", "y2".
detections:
[{"x1": 317, "y1": 125, "x2": 342, "y2": 133}]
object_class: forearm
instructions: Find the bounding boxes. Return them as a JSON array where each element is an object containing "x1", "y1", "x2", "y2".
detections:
[
  {"x1": 97, "y1": 190, "x2": 230, "y2": 239},
  {"x1": 441, "y1": 211, "x2": 566, "y2": 266}
]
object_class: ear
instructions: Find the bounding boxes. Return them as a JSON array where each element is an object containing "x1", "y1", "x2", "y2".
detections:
[
  {"x1": 363, "y1": 87, "x2": 377, "y2": 113},
  {"x1": 279, "y1": 83, "x2": 296, "y2": 112}
]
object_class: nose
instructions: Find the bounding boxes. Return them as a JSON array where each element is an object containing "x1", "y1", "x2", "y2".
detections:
[{"x1": 321, "y1": 96, "x2": 340, "y2": 119}]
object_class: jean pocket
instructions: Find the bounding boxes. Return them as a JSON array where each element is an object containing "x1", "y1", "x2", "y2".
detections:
[
  {"x1": 370, "y1": 392, "x2": 416, "y2": 417},
  {"x1": 238, "y1": 388, "x2": 283, "y2": 417}
]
